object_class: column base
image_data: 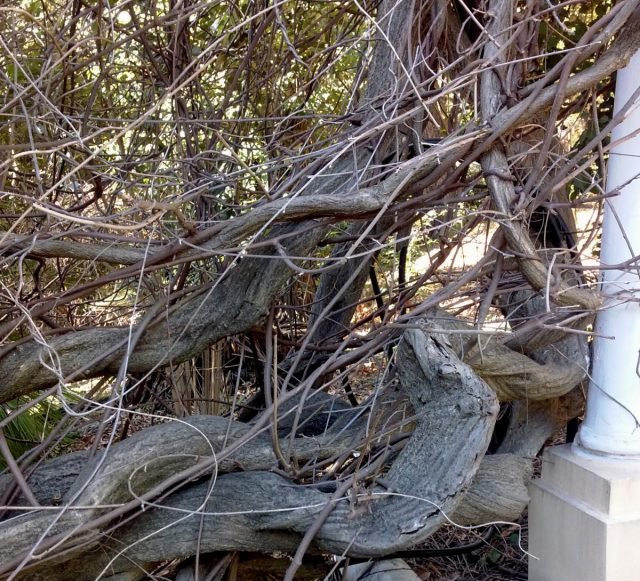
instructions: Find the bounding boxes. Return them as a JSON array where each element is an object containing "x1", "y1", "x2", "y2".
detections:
[{"x1": 529, "y1": 444, "x2": 640, "y2": 580}]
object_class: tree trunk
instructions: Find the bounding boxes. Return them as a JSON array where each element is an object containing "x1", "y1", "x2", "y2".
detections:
[{"x1": 0, "y1": 322, "x2": 498, "y2": 579}]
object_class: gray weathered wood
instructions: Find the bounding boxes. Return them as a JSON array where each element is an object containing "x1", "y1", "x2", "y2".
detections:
[{"x1": 0, "y1": 323, "x2": 498, "y2": 579}]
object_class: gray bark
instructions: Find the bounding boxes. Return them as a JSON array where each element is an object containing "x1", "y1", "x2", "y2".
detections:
[
  {"x1": 307, "y1": 223, "x2": 379, "y2": 347},
  {"x1": 0, "y1": 0, "x2": 440, "y2": 404},
  {"x1": 4, "y1": 4, "x2": 640, "y2": 580},
  {"x1": 5, "y1": 13, "x2": 640, "y2": 400},
  {"x1": 0, "y1": 322, "x2": 498, "y2": 579}
]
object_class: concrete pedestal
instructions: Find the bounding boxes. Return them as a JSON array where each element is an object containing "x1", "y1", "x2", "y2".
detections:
[{"x1": 529, "y1": 444, "x2": 640, "y2": 580}]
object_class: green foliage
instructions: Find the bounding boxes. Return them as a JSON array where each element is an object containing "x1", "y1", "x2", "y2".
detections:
[
  {"x1": 0, "y1": 399, "x2": 65, "y2": 469},
  {"x1": 0, "y1": 0, "x2": 372, "y2": 334}
]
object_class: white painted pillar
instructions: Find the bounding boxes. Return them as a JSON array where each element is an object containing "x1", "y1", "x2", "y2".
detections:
[
  {"x1": 529, "y1": 51, "x2": 640, "y2": 581},
  {"x1": 576, "y1": 49, "x2": 640, "y2": 457}
]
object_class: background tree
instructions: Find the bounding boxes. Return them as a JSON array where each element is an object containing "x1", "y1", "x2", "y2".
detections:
[{"x1": 0, "y1": 0, "x2": 636, "y2": 578}]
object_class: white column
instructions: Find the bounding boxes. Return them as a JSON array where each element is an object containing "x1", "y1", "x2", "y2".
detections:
[
  {"x1": 529, "y1": 50, "x2": 640, "y2": 581},
  {"x1": 576, "y1": 50, "x2": 640, "y2": 457}
]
